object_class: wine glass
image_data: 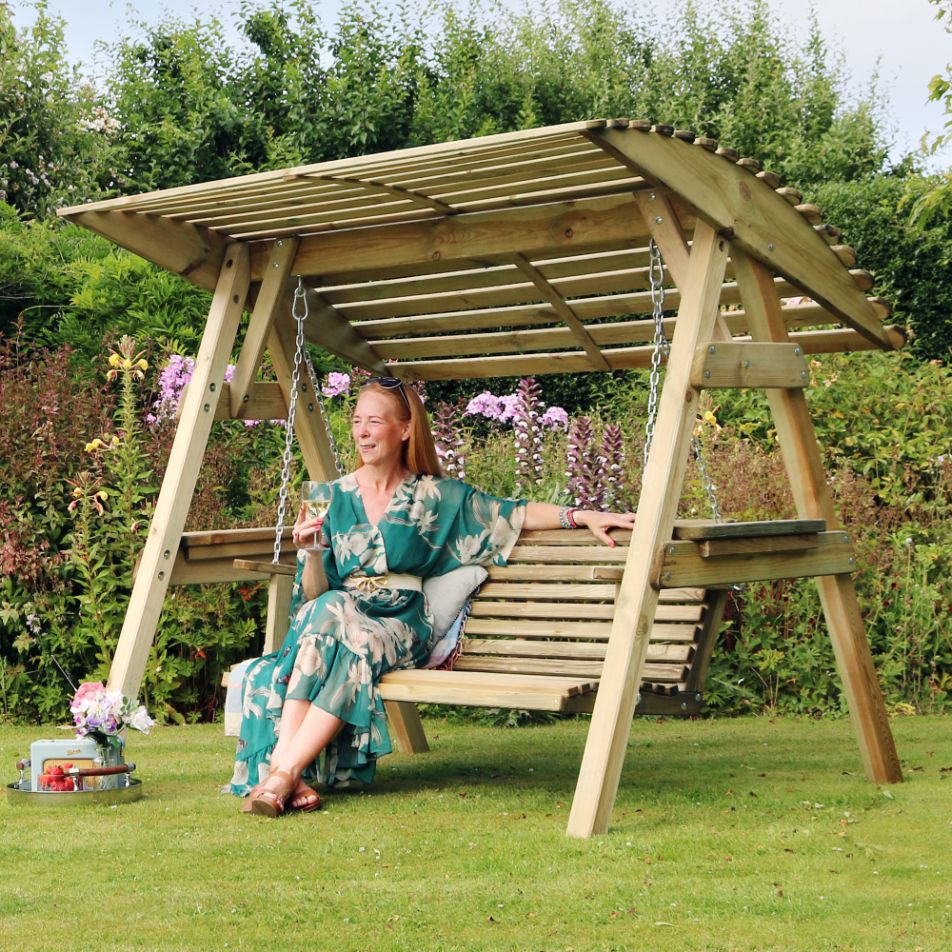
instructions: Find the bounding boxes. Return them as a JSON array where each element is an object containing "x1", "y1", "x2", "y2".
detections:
[{"x1": 301, "y1": 480, "x2": 330, "y2": 551}]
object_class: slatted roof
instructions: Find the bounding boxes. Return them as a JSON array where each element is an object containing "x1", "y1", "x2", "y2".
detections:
[{"x1": 58, "y1": 119, "x2": 901, "y2": 381}]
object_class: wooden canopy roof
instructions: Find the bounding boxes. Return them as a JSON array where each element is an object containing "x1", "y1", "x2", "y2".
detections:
[{"x1": 58, "y1": 119, "x2": 901, "y2": 381}]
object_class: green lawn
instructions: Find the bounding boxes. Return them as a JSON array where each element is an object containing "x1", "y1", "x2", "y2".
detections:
[{"x1": 1, "y1": 715, "x2": 949, "y2": 951}]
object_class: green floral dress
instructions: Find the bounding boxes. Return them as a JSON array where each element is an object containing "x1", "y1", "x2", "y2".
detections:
[{"x1": 228, "y1": 474, "x2": 526, "y2": 794}]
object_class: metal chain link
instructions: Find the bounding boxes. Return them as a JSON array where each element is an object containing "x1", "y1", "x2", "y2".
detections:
[
  {"x1": 642, "y1": 238, "x2": 722, "y2": 522},
  {"x1": 692, "y1": 432, "x2": 722, "y2": 523},
  {"x1": 272, "y1": 278, "x2": 309, "y2": 564},
  {"x1": 643, "y1": 238, "x2": 669, "y2": 468}
]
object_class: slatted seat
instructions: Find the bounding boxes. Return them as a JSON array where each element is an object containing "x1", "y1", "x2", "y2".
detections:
[
  {"x1": 167, "y1": 517, "x2": 859, "y2": 733},
  {"x1": 163, "y1": 525, "x2": 728, "y2": 719},
  {"x1": 378, "y1": 528, "x2": 725, "y2": 717}
]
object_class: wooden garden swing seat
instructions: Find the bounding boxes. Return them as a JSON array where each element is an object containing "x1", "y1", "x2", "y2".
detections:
[
  {"x1": 166, "y1": 516, "x2": 843, "y2": 742},
  {"x1": 65, "y1": 119, "x2": 905, "y2": 837}
]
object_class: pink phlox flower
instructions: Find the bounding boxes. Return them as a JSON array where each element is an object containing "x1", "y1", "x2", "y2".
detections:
[
  {"x1": 540, "y1": 406, "x2": 569, "y2": 429},
  {"x1": 497, "y1": 393, "x2": 520, "y2": 424},
  {"x1": 148, "y1": 354, "x2": 195, "y2": 424},
  {"x1": 322, "y1": 372, "x2": 351, "y2": 398},
  {"x1": 464, "y1": 391, "x2": 504, "y2": 420}
]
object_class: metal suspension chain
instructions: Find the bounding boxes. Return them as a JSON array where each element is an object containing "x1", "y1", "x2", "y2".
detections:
[
  {"x1": 692, "y1": 431, "x2": 722, "y2": 523},
  {"x1": 642, "y1": 239, "x2": 722, "y2": 522},
  {"x1": 272, "y1": 278, "x2": 309, "y2": 565},
  {"x1": 643, "y1": 239, "x2": 668, "y2": 469}
]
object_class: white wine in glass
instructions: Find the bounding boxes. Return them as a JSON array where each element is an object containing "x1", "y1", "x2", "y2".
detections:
[{"x1": 301, "y1": 481, "x2": 330, "y2": 551}]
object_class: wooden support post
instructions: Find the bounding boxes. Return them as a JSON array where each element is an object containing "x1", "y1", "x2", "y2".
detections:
[
  {"x1": 384, "y1": 701, "x2": 431, "y2": 754},
  {"x1": 230, "y1": 238, "x2": 299, "y2": 416},
  {"x1": 731, "y1": 248, "x2": 902, "y2": 785},
  {"x1": 566, "y1": 222, "x2": 729, "y2": 838},
  {"x1": 107, "y1": 244, "x2": 250, "y2": 699},
  {"x1": 263, "y1": 574, "x2": 294, "y2": 654}
]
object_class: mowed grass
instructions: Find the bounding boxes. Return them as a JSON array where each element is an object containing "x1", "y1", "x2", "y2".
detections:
[{"x1": 1, "y1": 715, "x2": 949, "y2": 952}]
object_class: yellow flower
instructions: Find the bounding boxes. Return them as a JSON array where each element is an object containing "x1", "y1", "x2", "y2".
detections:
[
  {"x1": 111, "y1": 435, "x2": 120, "y2": 445},
  {"x1": 72, "y1": 486, "x2": 83, "y2": 498},
  {"x1": 122, "y1": 358, "x2": 133, "y2": 370},
  {"x1": 108, "y1": 352, "x2": 121, "y2": 368},
  {"x1": 137, "y1": 358, "x2": 149, "y2": 371},
  {"x1": 703, "y1": 410, "x2": 717, "y2": 425},
  {"x1": 84, "y1": 438, "x2": 104, "y2": 452},
  {"x1": 96, "y1": 490, "x2": 109, "y2": 502}
]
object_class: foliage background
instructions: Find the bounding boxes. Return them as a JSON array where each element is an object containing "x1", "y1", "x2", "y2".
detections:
[{"x1": 0, "y1": 0, "x2": 949, "y2": 724}]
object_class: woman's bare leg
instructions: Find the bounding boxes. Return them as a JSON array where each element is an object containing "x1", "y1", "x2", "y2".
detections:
[
  {"x1": 269, "y1": 698, "x2": 311, "y2": 765},
  {"x1": 275, "y1": 705, "x2": 345, "y2": 775}
]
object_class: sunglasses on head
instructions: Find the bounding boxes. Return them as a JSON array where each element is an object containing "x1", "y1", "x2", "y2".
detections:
[{"x1": 362, "y1": 375, "x2": 410, "y2": 410}]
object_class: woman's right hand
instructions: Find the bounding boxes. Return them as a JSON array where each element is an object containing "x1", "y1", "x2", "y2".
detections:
[{"x1": 291, "y1": 502, "x2": 324, "y2": 550}]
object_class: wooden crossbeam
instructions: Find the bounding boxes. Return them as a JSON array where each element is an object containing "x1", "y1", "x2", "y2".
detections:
[
  {"x1": 510, "y1": 253, "x2": 610, "y2": 370},
  {"x1": 267, "y1": 195, "x2": 654, "y2": 278},
  {"x1": 300, "y1": 287, "x2": 387, "y2": 374},
  {"x1": 654, "y1": 531, "x2": 853, "y2": 587},
  {"x1": 63, "y1": 209, "x2": 230, "y2": 293},
  {"x1": 230, "y1": 238, "x2": 299, "y2": 415},
  {"x1": 690, "y1": 341, "x2": 811, "y2": 389}
]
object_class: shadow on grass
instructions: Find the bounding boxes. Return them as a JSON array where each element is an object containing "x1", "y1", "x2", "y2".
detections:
[{"x1": 324, "y1": 713, "x2": 879, "y2": 809}]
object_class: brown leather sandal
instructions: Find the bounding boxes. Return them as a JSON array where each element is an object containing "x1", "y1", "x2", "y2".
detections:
[
  {"x1": 242, "y1": 772, "x2": 321, "y2": 815},
  {"x1": 240, "y1": 778, "x2": 268, "y2": 813},
  {"x1": 289, "y1": 782, "x2": 322, "y2": 813},
  {"x1": 249, "y1": 768, "x2": 297, "y2": 818}
]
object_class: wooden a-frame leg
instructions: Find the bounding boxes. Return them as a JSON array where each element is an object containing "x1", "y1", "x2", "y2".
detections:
[
  {"x1": 107, "y1": 245, "x2": 250, "y2": 699},
  {"x1": 384, "y1": 701, "x2": 430, "y2": 754},
  {"x1": 566, "y1": 223, "x2": 730, "y2": 838},
  {"x1": 263, "y1": 573, "x2": 294, "y2": 655},
  {"x1": 732, "y1": 249, "x2": 901, "y2": 784}
]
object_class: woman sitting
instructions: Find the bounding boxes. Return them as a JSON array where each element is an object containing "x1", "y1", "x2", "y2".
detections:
[{"x1": 229, "y1": 376, "x2": 634, "y2": 816}]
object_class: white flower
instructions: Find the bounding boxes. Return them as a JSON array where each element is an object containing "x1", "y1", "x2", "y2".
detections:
[{"x1": 126, "y1": 705, "x2": 155, "y2": 733}]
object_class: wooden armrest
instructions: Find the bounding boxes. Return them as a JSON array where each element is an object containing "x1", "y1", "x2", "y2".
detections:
[
  {"x1": 232, "y1": 558, "x2": 296, "y2": 577},
  {"x1": 672, "y1": 518, "x2": 826, "y2": 541}
]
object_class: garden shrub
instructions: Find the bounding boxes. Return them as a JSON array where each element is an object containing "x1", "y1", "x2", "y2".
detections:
[{"x1": 812, "y1": 175, "x2": 952, "y2": 362}]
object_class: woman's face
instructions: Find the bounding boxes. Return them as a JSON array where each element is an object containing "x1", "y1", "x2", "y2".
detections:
[{"x1": 351, "y1": 389, "x2": 410, "y2": 469}]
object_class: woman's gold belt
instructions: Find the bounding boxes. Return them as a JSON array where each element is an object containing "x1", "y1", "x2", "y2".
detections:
[{"x1": 344, "y1": 573, "x2": 423, "y2": 593}]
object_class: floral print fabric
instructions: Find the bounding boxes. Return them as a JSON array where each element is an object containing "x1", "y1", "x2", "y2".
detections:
[{"x1": 228, "y1": 474, "x2": 526, "y2": 793}]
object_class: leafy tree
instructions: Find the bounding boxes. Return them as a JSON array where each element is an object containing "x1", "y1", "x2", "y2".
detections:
[
  {"x1": 0, "y1": 1, "x2": 118, "y2": 215},
  {"x1": 814, "y1": 174, "x2": 952, "y2": 362},
  {"x1": 104, "y1": 12, "x2": 244, "y2": 191},
  {"x1": 0, "y1": 202, "x2": 211, "y2": 355},
  {"x1": 905, "y1": 0, "x2": 952, "y2": 228}
]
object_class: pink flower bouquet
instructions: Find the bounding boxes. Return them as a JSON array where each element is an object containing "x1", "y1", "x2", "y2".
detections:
[{"x1": 70, "y1": 681, "x2": 154, "y2": 751}]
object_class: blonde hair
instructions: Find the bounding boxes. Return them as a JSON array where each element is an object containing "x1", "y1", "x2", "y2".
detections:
[{"x1": 359, "y1": 379, "x2": 443, "y2": 477}]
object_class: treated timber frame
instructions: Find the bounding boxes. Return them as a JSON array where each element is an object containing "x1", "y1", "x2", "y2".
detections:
[{"x1": 59, "y1": 119, "x2": 903, "y2": 838}]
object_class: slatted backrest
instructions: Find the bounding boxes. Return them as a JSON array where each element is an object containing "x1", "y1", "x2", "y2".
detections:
[{"x1": 456, "y1": 529, "x2": 717, "y2": 698}]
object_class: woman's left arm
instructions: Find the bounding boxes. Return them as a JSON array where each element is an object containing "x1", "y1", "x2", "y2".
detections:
[{"x1": 523, "y1": 502, "x2": 635, "y2": 547}]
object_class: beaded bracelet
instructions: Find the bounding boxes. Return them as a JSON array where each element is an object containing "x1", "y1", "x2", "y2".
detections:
[{"x1": 559, "y1": 506, "x2": 580, "y2": 529}]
